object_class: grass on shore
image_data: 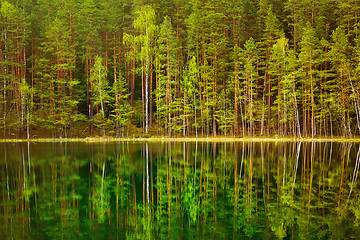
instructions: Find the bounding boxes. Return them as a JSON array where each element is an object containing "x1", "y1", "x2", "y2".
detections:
[{"x1": 1, "y1": 136, "x2": 360, "y2": 143}]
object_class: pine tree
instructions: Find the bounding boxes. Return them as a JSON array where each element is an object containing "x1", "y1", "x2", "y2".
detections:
[
  {"x1": 154, "y1": 16, "x2": 179, "y2": 137},
  {"x1": 202, "y1": 0, "x2": 228, "y2": 137},
  {"x1": 101, "y1": 0, "x2": 127, "y2": 137},
  {"x1": 259, "y1": 3, "x2": 282, "y2": 135},
  {"x1": 298, "y1": 24, "x2": 321, "y2": 138},
  {"x1": 0, "y1": 0, "x2": 27, "y2": 137},
  {"x1": 43, "y1": 16, "x2": 78, "y2": 138},
  {"x1": 112, "y1": 71, "x2": 132, "y2": 137},
  {"x1": 329, "y1": 27, "x2": 353, "y2": 137},
  {"x1": 228, "y1": 0, "x2": 242, "y2": 136},
  {"x1": 77, "y1": 0, "x2": 102, "y2": 136},
  {"x1": 186, "y1": 0, "x2": 205, "y2": 136},
  {"x1": 239, "y1": 38, "x2": 259, "y2": 137}
]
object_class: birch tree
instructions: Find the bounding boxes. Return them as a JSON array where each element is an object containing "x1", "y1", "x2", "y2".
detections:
[
  {"x1": 133, "y1": 5, "x2": 156, "y2": 135},
  {"x1": 90, "y1": 55, "x2": 109, "y2": 136}
]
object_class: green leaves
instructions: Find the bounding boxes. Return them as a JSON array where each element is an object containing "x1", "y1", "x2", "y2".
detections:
[
  {"x1": 2, "y1": 0, "x2": 360, "y2": 137},
  {"x1": 133, "y1": 5, "x2": 156, "y2": 33}
]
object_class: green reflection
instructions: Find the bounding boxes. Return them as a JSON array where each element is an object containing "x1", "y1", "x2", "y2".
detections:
[{"x1": 0, "y1": 141, "x2": 360, "y2": 239}]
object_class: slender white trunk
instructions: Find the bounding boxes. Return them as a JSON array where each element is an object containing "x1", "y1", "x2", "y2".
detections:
[
  {"x1": 282, "y1": 44, "x2": 287, "y2": 137},
  {"x1": 27, "y1": 99, "x2": 30, "y2": 139},
  {"x1": 347, "y1": 112, "x2": 352, "y2": 137},
  {"x1": 20, "y1": 16, "x2": 26, "y2": 136},
  {"x1": 291, "y1": 142, "x2": 301, "y2": 196},
  {"x1": 323, "y1": 104, "x2": 327, "y2": 138},
  {"x1": 329, "y1": 142, "x2": 333, "y2": 166},
  {"x1": 193, "y1": 141, "x2": 197, "y2": 216},
  {"x1": 261, "y1": 143, "x2": 265, "y2": 206},
  {"x1": 22, "y1": 148, "x2": 26, "y2": 190},
  {"x1": 145, "y1": 24, "x2": 149, "y2": 135},
  {"x1": 348, "y1": 74, "x2": 360, "y2": 133},
  {"x1": 330, "y1": 111, "x2": 333, "y2": 138},
  {"x1": 261, "y1": 78, "x2": 265, "y2": 136},
  {"x1": 5, "y1": 145, "x2": 13, "y2": 235},
  {"x1": 224, "y1": 93, "x2": 226, "y2": 137},
  {"x1": 3, "y1": 31, "x2": 7, "y2": 137},
  {"x1": 146, "y1": 143, "x2": 149, "y2": 204},
  {"x1": 98, "y1": 66, "x2": 105, "y2": 136},
  {"x1": 249, "y1": 73, "x2": 253, "y2": 137},
  {"x1": 145, "y1": 65, "x2": 149, "y2": 134},
  {"x1": 114, "y1": 72, "x2": 119, "y2": 137},
  {"x1": 283, "y1": 146, "x2": 286, "y2": 186},
  {"x1": 194, "y1": 87, "x2": 197, "y2": 138},
  {"x1": 347, "y1": 145, "x2": 360, "y2": 201},
  {"x1": 24, "y1": 26, "x2": 28, "y2": 139},
  {"x1": 292, "y1": 78, "x2": 301, "y2": 138},
  {"x1": 183, "y1": 142, "x2": 185, "y2": 165},
  {"x1": 239, "y1": 99, "x2": 245, "y2": 137},
  {"x1": 100, "y1": 162, "x2": 105, "y2": 210},
  {"x1": 5, "y1": 146, "x2": 9, "y2": 200},
  {"x1": 183, "y1": 96, "x2": 186, "y2": 136},
  {"x1": 27, "y1": 142, "x2": 30, "y2": 176},
  {"x1": 240, "y1": 142, "x2": 245, "y2": 179},
  {"x1": 21, "y1": 87, "x2": 24, "y2": 133},
  {"x1": 27, "y1": 141, "x2": 31, "y2": 227}
]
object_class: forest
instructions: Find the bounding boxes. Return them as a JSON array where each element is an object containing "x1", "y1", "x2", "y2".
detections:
[{"x1": 0, "y1": 0, "x2": 360, "y2": 139}]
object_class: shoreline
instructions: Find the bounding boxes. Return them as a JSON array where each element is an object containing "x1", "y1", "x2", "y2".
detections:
[{"x1": 1, "y1": 137, "x2": 360, "y2": 143}]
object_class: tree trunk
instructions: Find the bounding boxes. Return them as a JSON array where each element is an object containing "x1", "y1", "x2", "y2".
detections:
[
  {"x1": 98, "y1": 66, "x2": 105, "y2": 136},
  {"x1": 150, "y1": 53, "x2": 153, "y2": 129},
  {"x1": 3, "y1": 31, "x2": 7, "y2": 138},
  {"x1": 114, "y1": 34, "x2": 119, "y2": 137}
]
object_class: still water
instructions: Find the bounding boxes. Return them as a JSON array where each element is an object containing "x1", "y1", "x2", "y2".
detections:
[{"x1": 0, "y1": 141, "x2": 360, "y2": 239}]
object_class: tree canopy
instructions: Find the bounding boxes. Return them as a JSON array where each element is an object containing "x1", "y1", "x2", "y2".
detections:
[{"x1": 1, "y1": 0, "x2": 360, "y2": 138}]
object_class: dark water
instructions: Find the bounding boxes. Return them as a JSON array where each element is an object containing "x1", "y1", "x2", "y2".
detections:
[{"x1": 0, "y1": 141, "x2": 360, "y2": 239}]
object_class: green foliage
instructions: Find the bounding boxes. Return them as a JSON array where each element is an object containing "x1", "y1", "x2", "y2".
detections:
[{"x1": 1, "y1": 0, "x2": 360, "y2": 138}]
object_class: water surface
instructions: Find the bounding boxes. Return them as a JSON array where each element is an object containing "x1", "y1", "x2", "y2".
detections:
[{"x1": 0, "y1": 141, "x2": 360, "y2": 239}]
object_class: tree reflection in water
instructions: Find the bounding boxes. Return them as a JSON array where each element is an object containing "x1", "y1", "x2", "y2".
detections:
[{"x1": 0, "y1": 141, "x2": 360, "y2": 239}]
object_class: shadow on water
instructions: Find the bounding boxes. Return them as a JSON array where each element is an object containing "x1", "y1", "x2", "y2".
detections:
[{"x1": 1, "y1": 141, "x2": 360, "y2": 239}]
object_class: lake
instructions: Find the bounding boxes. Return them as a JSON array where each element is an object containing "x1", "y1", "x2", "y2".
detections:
[{"x1": 0, "y1": 141, "x2": 359, "y2": 239}]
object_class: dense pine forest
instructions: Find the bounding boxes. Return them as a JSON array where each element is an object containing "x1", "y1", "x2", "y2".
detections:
[{"x1": 1, "y1": 0, "x2": 360, "y2": 138}]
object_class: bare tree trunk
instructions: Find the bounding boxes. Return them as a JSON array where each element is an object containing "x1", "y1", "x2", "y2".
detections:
[
  {"x1": 98, "y1": 67, "x2": 105, "y2": 136},
  {"x1": 267, "y1": 73, "x2": 271, "y2": 136},
  {"x1": 261, "y1": 75, "x2": 265, "y2": 136},
  {"x1": 114, "y1": 34, "x2": 119, "y2": 137},
  {"x1": 348, "y1": 73, "x2": 360, "y2": 134},
  {"x1": 183, "y1": 96, "x2": 186, "y2": 136},
  {"x1": 100, "y1": 162, "x2": 105, "y2": 214},
  {"x1": 194, "y1": 82, "x2": 198, "y2": 138},
  {"x1": 146, "y1": 143, "x2": 149, "y2": 204},
  {"x1": 142, "y1": 59, "x2": 145, "y2": 134},
  {"x1": 340, "y1": 63, "x2": 347, "y2": 137},
  {"x1": 145, "y1": 61, "x2": 149, "y2": 135},
  {"x1": 240, "y1": 99, "x2": 245, "y2": 137},
  {"x1": 145, "y1": 24, "x2": 150, "y2": 135},
  {"x1": 3, "y1": 32, "x2": 7, "y2": 138},
  {"x1": 132, "y1": 57, "x2": 135, "y2": 109},
  {"x1": 348, "y1": 146, "x2": 360, "y2": 200},
  {"x1": 292, "y1": 76, "x2": 301, "y2": 138},
  {"x1": 150, "y1": 57, "x2": 153, "y2": 129},
  {"x1": 23, "y1": 24, "x2": 29, "y2": 140}
]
